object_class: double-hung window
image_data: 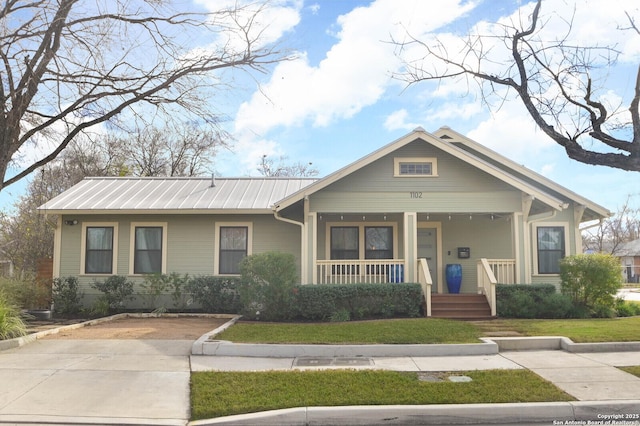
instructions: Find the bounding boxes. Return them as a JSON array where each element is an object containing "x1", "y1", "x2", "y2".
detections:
[
  {"x1": 130, "y1": 223, "x2": 167, "y2": 275},
  {"x1": 218, "y1": 225, "x2": 250, "y2": 275},
  {"x1": 85, "y1": 226, "x2": 115, "y2": 274},
  {"x1": 536, "y1": 225, "x2": 566, "y2": 274},
  {"x1": 330, "y1": 227, "x2": 359, "y2": 260}
]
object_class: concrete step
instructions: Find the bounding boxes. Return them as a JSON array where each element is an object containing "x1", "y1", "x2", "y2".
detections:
[{"x1": 429, "y1": 293, "x2": 493, "y2": 319}]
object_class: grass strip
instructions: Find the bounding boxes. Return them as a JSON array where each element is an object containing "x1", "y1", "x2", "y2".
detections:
[
  {"x1": 475, "y1": 317, "x2": 640, "y2": 343},
  {"x1": 215, "y1": 318, "x2": 482, "y2": 344},
  {"x1": 190, "y1": 369, "x2": 575, "y2": 420},
  {"x1": 620, "y1": 366, "x2": 640, "y2": 378}
]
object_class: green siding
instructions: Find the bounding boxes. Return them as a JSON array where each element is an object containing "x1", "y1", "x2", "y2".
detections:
[
  {"x1": 309, "y1": 140, "x2": 521, "y2": 214},
  {"x1": 57, "y1": 213, "x2": 301, "y2": 307}
]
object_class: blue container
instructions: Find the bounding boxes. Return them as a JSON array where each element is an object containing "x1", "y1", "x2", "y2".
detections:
[
  {"x1": 445, "y1": 264, "x2": 462, "y2": 294},
  {"x1": 390, "y1": 264, "x2": 404, "y2": 283}
]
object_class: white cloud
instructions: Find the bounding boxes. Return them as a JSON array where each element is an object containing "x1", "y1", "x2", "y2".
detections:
[
  {"x1": 384, "y1": 109, "x2": 420, "y2": 131},
  {"x1": 232, "y1": 0, "x2": 479, "y2": 161}
]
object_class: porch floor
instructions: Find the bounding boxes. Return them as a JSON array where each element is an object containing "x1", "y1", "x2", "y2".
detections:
[{"x1": 429, "y1": 294, "x2": 494, "y2": 320}]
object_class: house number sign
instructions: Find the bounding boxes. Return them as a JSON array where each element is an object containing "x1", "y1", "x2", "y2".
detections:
[{"x1": 410, "y1": 192, "x2": 423, "y2": 198}]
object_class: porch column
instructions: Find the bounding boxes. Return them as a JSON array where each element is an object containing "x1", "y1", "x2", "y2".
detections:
[
  {"x1": 404, "y1": 212, "x2": 417, "y2": 282},
  {"x1": 307, "y1": 212, "x2": 317, "y2": 284}
]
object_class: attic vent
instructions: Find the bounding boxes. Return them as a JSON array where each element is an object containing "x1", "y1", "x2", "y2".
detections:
[{"x1": 440, "y1": 134, "x2": 453, "y2": 140}]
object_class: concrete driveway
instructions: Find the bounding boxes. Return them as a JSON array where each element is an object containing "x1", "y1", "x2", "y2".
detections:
[{"x1": 0, "y1": 338, "x2": 193, "y2": 425}]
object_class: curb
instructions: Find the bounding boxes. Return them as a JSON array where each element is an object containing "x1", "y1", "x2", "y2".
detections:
[
  {"x1": 189, "y1": 400, "x2": 640, "y2": 425},
  {"x1": 193, "y1": 335, "x2": 640, "y2": 358}
]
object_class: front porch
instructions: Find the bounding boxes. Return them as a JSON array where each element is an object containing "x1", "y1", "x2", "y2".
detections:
[{"x1": 313, "y1": 258, "x2": 515, "y2": 319}]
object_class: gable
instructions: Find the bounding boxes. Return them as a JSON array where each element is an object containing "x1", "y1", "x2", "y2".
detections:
[{"x1": 322, "y1": 138, "x2": 515, "y2": 194}]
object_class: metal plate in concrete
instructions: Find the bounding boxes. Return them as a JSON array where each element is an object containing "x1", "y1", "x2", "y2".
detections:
[{"x1": 294, "y1": 357, "x2": 373, "y2": 367}]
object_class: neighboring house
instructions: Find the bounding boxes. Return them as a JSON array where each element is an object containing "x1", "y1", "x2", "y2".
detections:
[
  {"x1": 39, "y1": 127, "x2": 611, "y2": 318},
  {"x1": 616, "y1": 239, "x2": 640, "y2": 283}
]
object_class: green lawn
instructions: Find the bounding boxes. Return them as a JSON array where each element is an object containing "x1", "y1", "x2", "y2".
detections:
[
  {"x1": 191, "y1": 369, "x2": 575, "y2": 420},
  {"x1": 216, "y1": 318, "x2": 482, "y2": 344},
  {"x1": 475, "y1": 317, "x2": 640, "y2": 343},
  {"x1": 621, "y1": 366, "x2": 640, "y2": 378},
  {"x1": 215, "y1": 317, "x2": 640, "y2": 344}
]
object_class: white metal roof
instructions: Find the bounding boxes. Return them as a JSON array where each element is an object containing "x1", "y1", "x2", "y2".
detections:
[{"x1": 39, "y1": 177, "x2": 318, "y2": 214}]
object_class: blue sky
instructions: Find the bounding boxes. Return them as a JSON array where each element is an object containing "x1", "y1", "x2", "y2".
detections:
[{"x1": 2, "y1": 0, "x2": 639, "y2": 214}]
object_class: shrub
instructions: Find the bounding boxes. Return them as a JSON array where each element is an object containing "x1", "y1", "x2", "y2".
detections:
[
  {"x1": 293, "y1": 283, "x2": 422, "y2": 321},
  {"x1": 91, "y1": 275, "x2": 134, "y2": 313},
  {"x1": 52, "y1": 276, "x2": 84, "y2": 315},
  {"x1": 0, "y1": 290, "x2": 28, "y2": 340},
  {"x1": 185, "y1": 276, "x2": 242, "y2": 314},
  {"x1": 496, "y1": 284, "x2": 585, "y2": 319},
  {"x1": 239, "y1": 252, "x2": 298, "y2": 321},
  {"x1": 615, "y1": 298, "x2": 640, "y2": 317},
  {"x1": 0, "y1": 276, "x2": 50, "y2": 309},
  {"x1": 560, "y1": 253, "x2": 623, "y2": 317}
]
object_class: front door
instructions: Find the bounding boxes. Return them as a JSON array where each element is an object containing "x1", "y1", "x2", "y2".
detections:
[{"x1": 417, "y1": 228, "x2": 438, "y2": 292}]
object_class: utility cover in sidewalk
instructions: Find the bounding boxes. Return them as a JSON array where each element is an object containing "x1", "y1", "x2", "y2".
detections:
[
  {"x1": 294, "y1": 357, "x2": 373, "y2": 367},
  {"x1": 448, "y1": 375, "x2": 473, "y2": 382}
]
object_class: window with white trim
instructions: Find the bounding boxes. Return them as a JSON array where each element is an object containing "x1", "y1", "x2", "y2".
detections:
[
  {"x1": 535, "y1": 224, "x2": 567, "y2": 274},
  {"x1": 394, "y1": 157, "x2": 438, "y2": 177},
  {"x1": 215, "y1": 223, "x2": 253, "y2": 275},
  {"x1": 81, "y1": 222, "x2": 118, "y2": 275},
  {"x1": 130, "y1": 222, "x2": 167, "y2": 275}
]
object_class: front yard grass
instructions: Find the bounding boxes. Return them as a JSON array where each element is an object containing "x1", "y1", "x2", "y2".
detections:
[
  {"x1": 216, "y1": 318, "x2": 481, "y2": 344},
  {"x1": 620, "y1": 366, "x2": 640, "y2": 378},
  {"x1": 215, "y1": 317, "x2": 640, "y2": 344},
  {"x1": 475, "y1": 317, "x2": 640, "y2": 343},
  {"x1": 191, "y1": 369, "x2": 575, "y2": 420}
]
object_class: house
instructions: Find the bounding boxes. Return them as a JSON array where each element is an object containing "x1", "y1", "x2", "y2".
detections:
[
  {"x1": 616, "y1": 239, "x2": 640, "y2": 283},
  {"x1": 39, "y1": 126, "x2": 611, "y2": 318}
]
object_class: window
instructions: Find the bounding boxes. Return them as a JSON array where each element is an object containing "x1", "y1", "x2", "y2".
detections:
[
  {"x1": 219, "y1": 226, "x2": 248, "y2": 274},
  {"x1": 537, "y1": 226, "x2": 565, "y2": 274},
  {"x1": 394, "y1": 157, "x2": 438, "y2": 177},
  {"x1": 365, "y1": 227, "x2": 393, "y2": 259},
  {"x1": 331, "y1": 227, "x2": 359, "y2": 260},
  {"x1": 129, "y1": 222, "x2": 167, "y2": 275},
  {"x1": 85, "y1": 226, "x2": 114, "y2": 274},
  {"x1": 82, "y1": 222, "x2": 118, "y2": 275},
  {"x1": 134, "y1": 227, "x2": 163, "y2": 274}
]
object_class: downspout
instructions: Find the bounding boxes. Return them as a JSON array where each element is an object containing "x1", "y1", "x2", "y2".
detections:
[{"x1": 273, "y1": 206, "x2": 306, "y2": 284}]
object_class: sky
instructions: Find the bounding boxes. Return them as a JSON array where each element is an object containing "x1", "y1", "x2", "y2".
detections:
[{"x1": 2, "y1": 0, "x2": 639, "y2": 214}]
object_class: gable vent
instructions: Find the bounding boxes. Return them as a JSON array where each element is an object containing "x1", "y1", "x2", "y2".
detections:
[{"x1": 440, "y1": 134, "x2": 453, "y2": 140}]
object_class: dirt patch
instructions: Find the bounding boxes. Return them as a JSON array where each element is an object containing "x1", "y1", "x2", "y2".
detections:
[{"x1": 42, "y1": 316, "x2": 231, "y2": 340}]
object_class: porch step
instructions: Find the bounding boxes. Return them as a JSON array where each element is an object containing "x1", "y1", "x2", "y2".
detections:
[{"x1": 430, "y1": 294, "x2": 494, "y2": 320}]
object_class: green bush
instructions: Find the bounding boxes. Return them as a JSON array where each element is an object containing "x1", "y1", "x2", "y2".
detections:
[
  {"x1": 496, "y1": 284, "x2": 585, "y2": 319},
  {"x1": 139, "y1": 273, "x2": 191, "y2": 312},
  {"x1": 560, "y1": 253, "x2": 623, "y2": 317},
  {"x1": 52, "y1": 276, "x2": 84, "y2": 315},
  {"x1": 0, "y1": 276, "x2": 50, "y2": 309},
  {"x1": 615, "y1": 298, "x2": 640, "y2": 317},
  {"x1": 185, "y1": 276, "x2": 242, "y2": 314},
  {"x1": 0, "y1": 290, "x2": 28, "y2": 340},
  {"x1": 293, "y1": 283, "x2": 422, "y2": 321},
  {"x1": 91, "y1": 275, "x2": 134, "y2": 313},
  {"x1": 239, "y1": 252, "x2": 298, "y2": 321}
]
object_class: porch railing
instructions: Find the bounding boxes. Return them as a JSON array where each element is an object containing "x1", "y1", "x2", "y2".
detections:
[
  {"x1": 316, "y1": 259, "x2": 405, "y2": 284},
  {"x1": 417, "y1": 258, "x2": 432, "y2": 317},
  {"x1": 485, "y1": 259, "x2": 516, "y2": 284},
  {"x1": 477, "y1": 258, "x2": 497, "y2": 316}
]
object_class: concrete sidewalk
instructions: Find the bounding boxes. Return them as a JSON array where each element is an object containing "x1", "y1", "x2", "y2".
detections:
[{"x1": 0, "y1": 339, "x2": 193, "y2": 425}]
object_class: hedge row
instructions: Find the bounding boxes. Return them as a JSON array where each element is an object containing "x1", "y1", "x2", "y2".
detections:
[
  {"x1": 496, "y1": 283, "x2": 588, "y2": 319},
  {"x1": 187, "y1": 277, "x2": 422, "y2": 321}
]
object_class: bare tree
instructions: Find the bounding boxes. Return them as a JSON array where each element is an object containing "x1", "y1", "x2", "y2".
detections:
[
  {"x1": 117, "y1": 124, "x2": 224, "y2": 177},
  {"x1": 257, "y1": 154, "x2": 319, "y2": 177},
  {"x1": 583, "y1": 196, "x2": 640, "y2": 253},
  {"x1": 0, "y1": 0, "x2": 289, "y2": 193},
  {"x1": 394, "y1": 0, "x2": 640, "y2": 171}
]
